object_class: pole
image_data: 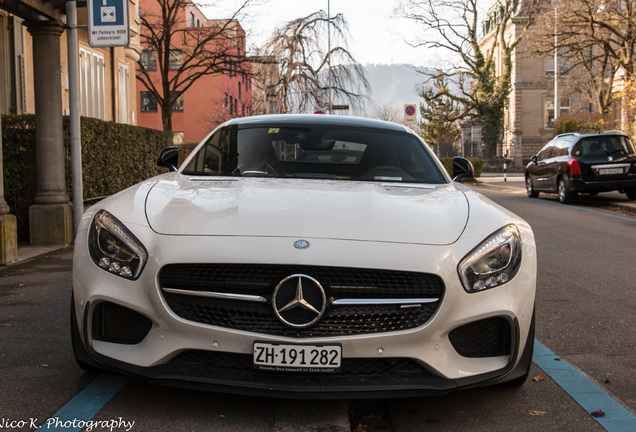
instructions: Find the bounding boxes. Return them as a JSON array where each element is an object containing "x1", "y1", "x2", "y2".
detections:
[
  {"x1": 67, "y1": 1, "x2": 84, "y2": 236},
  {"x1": 327, "y1": 0, "x2": 332, "y2": 114},
  {"x1": 554, "y1": 4, "x2": 559, "y2": 125}
]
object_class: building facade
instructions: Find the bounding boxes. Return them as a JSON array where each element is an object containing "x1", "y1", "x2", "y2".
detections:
[
  {"x1": 477, "y1": 2, "x2": 592, "y2": 170},
  {"x1": 0, "y1": 0, "x2": 140, "y2": 257},
  {"x1": 136, "y1": 2, "x2": 251, "y2": 144}
]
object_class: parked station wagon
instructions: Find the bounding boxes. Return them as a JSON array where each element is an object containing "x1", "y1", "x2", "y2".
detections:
[{"x1": 525, "y1": 131, "x2": 636, "y2": 203}]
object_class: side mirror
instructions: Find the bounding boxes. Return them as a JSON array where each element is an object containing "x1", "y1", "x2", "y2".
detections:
[
  {"x1": 452, "y1": 156, "x2": 475, "y2": 182},
  {"x1": 530, "y1": 155, "x2": 538, "y2": 164},
  {"x1": 158, "y1": 146, "x2": 180, "y2": 171}
]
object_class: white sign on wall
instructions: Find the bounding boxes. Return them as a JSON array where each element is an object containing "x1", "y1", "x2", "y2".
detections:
[{"x1": 88, "y1": 0, "x2": 130, "y2": 47}]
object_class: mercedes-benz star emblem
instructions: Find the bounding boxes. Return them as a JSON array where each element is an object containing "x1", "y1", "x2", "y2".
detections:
[
  {"x1": 293, "y1": 239, "x2": 310, "y2": 249},
  {"x1": 272, "y1": 274, "x2": 326, "y2": 328}
]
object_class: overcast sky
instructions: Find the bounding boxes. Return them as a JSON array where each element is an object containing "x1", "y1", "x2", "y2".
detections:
[{"x1": 209, "y1": 0, "x2": 435, "y2": 67}]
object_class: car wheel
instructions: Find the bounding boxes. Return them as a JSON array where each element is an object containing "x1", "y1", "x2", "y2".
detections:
[
  {"x1": 557, "y1": 178, "x2": 574, "y2": 204},
  {"x1": 501, "y1": 309, "x2": 535, "y2": 387},
  {"x1": 526, "y1": 176, "x2": 539, "y2": 198},
  {"x1": 626, "y1": 189, "x2": 636, "y2": 200},
  {"x1": 70, "y1": 297, "x2": 104, "y2": 374}
]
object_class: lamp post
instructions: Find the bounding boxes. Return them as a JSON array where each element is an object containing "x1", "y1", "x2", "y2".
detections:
[
  {"x1": 554, "y1": 3, "x2": 559, "y2": 125},
  {"x1": 327, "y1": 0, "x2": 332, "y2": 114}
]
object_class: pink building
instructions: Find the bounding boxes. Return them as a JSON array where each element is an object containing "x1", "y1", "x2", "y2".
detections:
[{"x1": 137, "y1": 2, "x2": 251, "y2": 143}]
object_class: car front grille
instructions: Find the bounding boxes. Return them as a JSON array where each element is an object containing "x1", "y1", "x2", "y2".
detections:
[
  {"x1": 158, "y1": 264, "x2": 444, "y2": 337},
  {"x1": 163, "y1": 350, "x2": 432, "y2": 378}
]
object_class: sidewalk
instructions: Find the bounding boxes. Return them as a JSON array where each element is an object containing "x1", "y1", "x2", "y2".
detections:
[{"x1": 9, "y1": 244, "x2": 72, "y2": 266}]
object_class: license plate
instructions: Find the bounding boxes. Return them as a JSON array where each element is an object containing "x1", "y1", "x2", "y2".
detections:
[
  {"x1": 253, "y1": 342, "x2": 341, "y2": 372},
  {"x1": 598, "y1": 167, "x2": 623, "y2": 175}
]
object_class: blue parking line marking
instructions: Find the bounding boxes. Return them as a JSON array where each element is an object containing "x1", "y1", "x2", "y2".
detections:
[
  {"x1": 533, "y1": 340, "x2": 636, "y2": 431},
  {"x1": 36, "y1": 374, "x2": 129, "y2": 431}
]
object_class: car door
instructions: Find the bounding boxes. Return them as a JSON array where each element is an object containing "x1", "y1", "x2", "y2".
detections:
[
  {"x1": 530, "y1": 142, "x2": 556, "y2": 190},
  {"x1": 544, "y1": 138, "x2": 570, "y2": 190}
]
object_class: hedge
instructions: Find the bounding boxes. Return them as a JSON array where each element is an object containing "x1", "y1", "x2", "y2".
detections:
[{"x1": 2, "y1": 114, "x2": 173, "y2": 242}]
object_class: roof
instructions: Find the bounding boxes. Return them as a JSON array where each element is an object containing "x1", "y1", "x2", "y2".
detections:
[{"x1": 225, "y1": 114, "x2": 411, "y2": 133}]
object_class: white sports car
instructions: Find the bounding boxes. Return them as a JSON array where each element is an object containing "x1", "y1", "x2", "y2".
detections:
[{"x1": 72, "y1": 114, "x2": 536, "y2": 397}]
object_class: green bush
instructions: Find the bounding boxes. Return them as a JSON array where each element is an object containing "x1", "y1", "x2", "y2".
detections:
[
  {"x1": 440, "y1": 157, "x2": 484, "y2": 179},
  {"x1": 2, "y1": 114, "x2": 172, "y2": 241}
]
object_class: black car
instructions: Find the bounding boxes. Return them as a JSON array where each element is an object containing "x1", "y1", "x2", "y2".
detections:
[{"x1": 525, "y1": 131, "x2": 636, "y2": 203}]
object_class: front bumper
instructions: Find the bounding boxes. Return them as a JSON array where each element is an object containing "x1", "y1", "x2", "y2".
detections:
[{"x1": 72, "y1": 228, "x2": 536, "y2": 397}]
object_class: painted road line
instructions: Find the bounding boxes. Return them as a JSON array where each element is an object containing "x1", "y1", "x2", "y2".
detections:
[
  {"x1": 36, "y1": 374, "x2": 130, "y2": 431},
  {"x1": 534, "y1": 340, "x2": 636, "y2": 431}
]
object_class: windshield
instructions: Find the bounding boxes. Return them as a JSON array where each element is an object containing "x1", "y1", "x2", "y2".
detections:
[
  {"x1": 182, "y1": 124, "x2": 447, "y2": 184},
  {"x1": 573, "y1": 135, "x2": 636, "y2": 157}
]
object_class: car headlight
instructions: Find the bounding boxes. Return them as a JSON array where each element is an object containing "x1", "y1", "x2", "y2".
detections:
[
  {"x1": 88, "y1": 210, "x2": 148, "y2": 280},
  {"x1": 458, "y1": 225, "x2": 522, "y2": 293}
]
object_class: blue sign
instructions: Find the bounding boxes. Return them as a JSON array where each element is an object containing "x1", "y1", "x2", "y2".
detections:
[
  {"x1": 88, "y1": 0, "x2": 129, "y2": 47},
  {"x1": 93, "y1": 0, "x2": 126, "y2": 26}
]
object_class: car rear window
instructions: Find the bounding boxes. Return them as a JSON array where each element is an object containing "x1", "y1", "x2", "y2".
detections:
[
  {"x1": 572, "y1": 135, "x2": 636, "y2": 157},
  {"x1": 182, "y1": 125, "x2": 447, "y2": 184}
]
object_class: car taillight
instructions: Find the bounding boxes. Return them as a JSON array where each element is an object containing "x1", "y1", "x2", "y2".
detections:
[{"x1": 567, "y1": 159, "x2": 581, "y2": 175}]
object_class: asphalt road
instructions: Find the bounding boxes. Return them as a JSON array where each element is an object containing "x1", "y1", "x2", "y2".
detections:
[{"x1": 0, "y1": 180, "x2": 634, "y2": 432}]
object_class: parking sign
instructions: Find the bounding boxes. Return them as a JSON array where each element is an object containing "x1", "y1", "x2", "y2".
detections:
[
  {"x1": 404, "y1": 104, "x2": 417, "y2": 126},
  {"x1": 88, "y1": 0, "x2": 130, "y2": 47}
]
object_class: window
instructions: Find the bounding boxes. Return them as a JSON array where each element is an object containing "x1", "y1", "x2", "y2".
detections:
[
  {"x1": 224, "y1": 92, "x2": 228, "y2": 108},
  {"x1": 172, "y1": 91, "x2": 184, "y2": 112},
  {"x1": 79, "y1": 48, "x2": 106, "y2": 119},
  {"x1": 140, "y1": 91, "x2": 157, "y2": 112},
  {"x1": 545, "y1": 52, "x2": 570, "y2": 77},
  {"x1": 544, "y1": 97, "x2": 571, "y2": 128},
  {"x1": 229, "y1": 95, "x2": 234, "y2": 115},
  {"x1": 118, "y1": 62, "x2": 130, "y2": 124},
  {"x1": 140, "y1": 50, "x2": 156, "y2": 71},
  {"x1": 190, "y1": 12, "x2": 195, "y2": 28},
  {"x1": 169, "y1": 50, "x2": 182, "y2": 70},
  {"x1": 238, "y1": 82, "x2": 241, "y2": 99}
]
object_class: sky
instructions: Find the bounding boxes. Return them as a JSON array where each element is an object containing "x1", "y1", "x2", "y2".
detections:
[{"x1": 210, "y1": 0, "x2": 433, "y2": 67}]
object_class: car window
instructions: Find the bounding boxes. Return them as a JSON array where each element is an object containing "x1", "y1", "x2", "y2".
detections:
[
  {"x1": 182, "y1": 125, "x2": 447, "y2": 184},
  {"x1": 553, "y1": 139, "x2": 569, "y2": 157},
  {"x1": 537, "y1": 143, "x2": 555, "y2": 160},
  {"x1": 574, "y1": 135, "x2": 636, "y2": 157}
]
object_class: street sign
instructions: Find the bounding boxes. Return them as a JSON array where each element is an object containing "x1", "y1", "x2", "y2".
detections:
[
  {"x1": 404, "y1": 104, "x2": 417, "y2": 125},
  {"x1": 87, "y1": 0, "x2": 130, "y2": 47}
]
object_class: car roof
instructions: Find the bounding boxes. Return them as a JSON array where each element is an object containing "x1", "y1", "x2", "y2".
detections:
[
  {"x1": 223, "y1": 114, "x2": 412, "y2": 133},
  {"x1": 555, "y1": 130, "x2": 627, "y2": 140}
]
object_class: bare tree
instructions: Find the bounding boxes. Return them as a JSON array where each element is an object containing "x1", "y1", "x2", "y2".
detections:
[
  {"x1": 525, "y1": 0, "x2": 636, "y2": 125},
  {"x1": 258, "y1": 11, "x2": 369, "y2": 114},
  {"x1": 397, "y1": 0, "x2": 539, "y2": 159},
  {"x1": 374, "y1": 103, "x2": 403, "y2": 123},
  {"x1": 137, "y1": 0, "x2": 253, "y2": 132}
]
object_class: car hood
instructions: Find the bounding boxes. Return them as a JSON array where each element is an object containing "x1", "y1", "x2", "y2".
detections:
[{"x1": 144, "y1": 176, "x2": 469, "y2": 245}]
